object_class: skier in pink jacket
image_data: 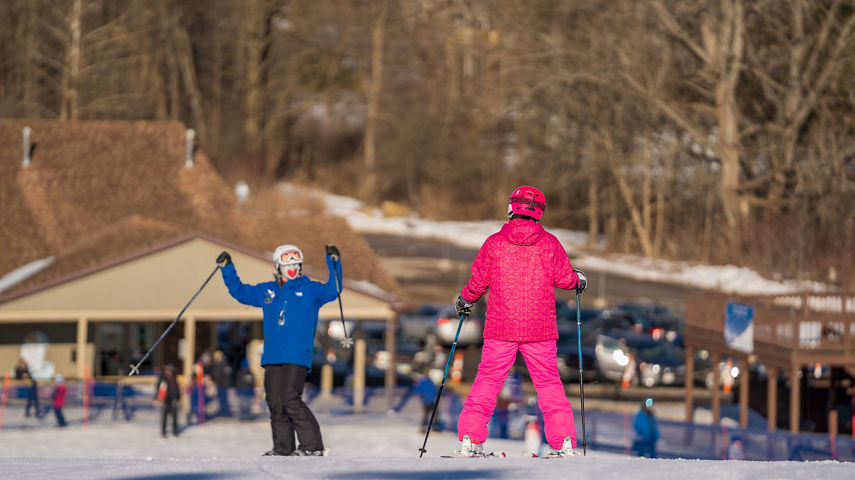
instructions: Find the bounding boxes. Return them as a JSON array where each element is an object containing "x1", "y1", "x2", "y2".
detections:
[{"x1": 455, "y1": 185, "x2": 587, "y2": 458}]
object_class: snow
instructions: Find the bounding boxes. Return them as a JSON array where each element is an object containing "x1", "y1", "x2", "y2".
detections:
[
  {"x1": 3, "y1": 183, "x2": 851, "y2": 476},
  {"x1": 2, "y1": 397, "x2": 854, "y2": 479},
  {"x1": 0, "y1": 256, "x2": 54, "y2": 295},
  {"x1": 278, "y1": 182, "x2": 828, "y2": 296}
]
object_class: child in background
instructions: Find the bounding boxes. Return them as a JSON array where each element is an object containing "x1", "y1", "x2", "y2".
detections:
[
  {"x1": 412, "y1": 369, "x2": 439, "y2": 433},
  {"x1": 52, "y1": 374, "x2": 67, "y2": 427}
]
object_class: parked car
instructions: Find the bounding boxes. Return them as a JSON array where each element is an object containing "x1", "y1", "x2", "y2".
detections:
[
  {"x1": 594, "y1": 334, "x2": 634, "y2": 383},
  {"x1": 514, "y1": 322, "x2": 598, "y2": 383},
  {"x1": 555, "y1": 323, "x2": 599, "y2": 382},
  {"x1": 693, "y1": 349, "x2": 740, "y2": 390},
  {"x1": 598, "y1": 332, "x2": 685, "y2": 387},
  {"x1": 435, "y1": 307, "x2": 483, "y2": 347},
  {"x1": 617, "y1": 302, "x2": 685, "y2": 344},
  {"x1": 399, "y1": 304, "x2": 484, "y2": 347},
  {"x1": 399, "y1": 303, "x2": 447, "y2": 341},
  {"x1": 555, "y1": 300, "x2": 602, "y2": 323},
  {"x1": 631, "y1": 335, "x2": 686, "y2": 387},
  {"x1": 594, "y1": 308, "x2": 641, "y2": 335}
]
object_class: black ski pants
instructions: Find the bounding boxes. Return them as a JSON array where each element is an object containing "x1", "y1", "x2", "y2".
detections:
[
  {"x1": 264, "y1": 363, "x2": 323, "y2": 454},
  {"x1": 161, "y1": 399, "x2": 179, "y2": 436}
]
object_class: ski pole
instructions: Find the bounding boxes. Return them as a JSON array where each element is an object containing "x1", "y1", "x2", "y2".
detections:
[
  {"x1": 331, "y1": 258, "x2": 353, "y2": 348},
  {"x1": 419, "y1": 313, "x2": 466, "y2": 458},
  {"x1": 575, "y1": 289, "x2": 587, "y2": 456},
  {"x1": 128, "y1": 264, "x2": 220, "y2": 376}
]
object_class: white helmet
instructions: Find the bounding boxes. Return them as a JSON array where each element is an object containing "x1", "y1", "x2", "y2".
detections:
[{"x1": 273, "y1": 244, "x2": 303, "y2": 280}]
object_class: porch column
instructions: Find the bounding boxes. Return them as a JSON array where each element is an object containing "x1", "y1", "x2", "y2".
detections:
[
  {"x1": 320, "y1": 364, "x2": 333, "y2": 399},
  {"x1": 183, "y1": 316, "x2": 196, "y2": 384},
  {"x1": 767, "y1": 366, "x2": 778, "y2": 431},
  {"x1": 385, "y1": 312, "x2": 398, "y2": 410},
  {"x1": 711, "y1": 351, "x2": 722, "y2": 424},
  {"x1": 684, "y1": 345, "x2": 695, "y2": 422},
  {"x1": 353, "y1": 338, "x2": 366, "y2": 414},
  {"x1": 789, "y1": 364, "x2": 800, "y2": 433},
  {"x1": 739, "y1": 355, "x2": 749, "y2": 428},
  {"x1": 76, "y1": 316, "x2": 88, "y2": 379}
]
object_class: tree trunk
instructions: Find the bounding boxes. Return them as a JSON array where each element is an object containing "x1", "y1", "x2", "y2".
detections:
[
  {"x1": 173, "y1": 21, "x2": 208, "y2": 142},
  {"x1": 611, "y1": 159, "x2": 656, "y2": 257},
  {"x1": 362, "y1": 4, "x2": 387, "y2": 202},
  {"x1": 588, "y1": 165, "x2": 599, "y2": 249},
  {"x1": 23, "y1": 1, "x2": 37, "y2": 117},
  {"x1": 211, "y1": 38, "x2": 223, "y2": 155},
  {"x1": 61, "y1": 0, "x2": 82, "y2": 120},
  {"x1": 244, "y1": 0, "x2": 263, "y2": 155}
]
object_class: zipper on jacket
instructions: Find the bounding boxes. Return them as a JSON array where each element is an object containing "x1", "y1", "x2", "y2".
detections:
[{"x1": 278, "y1": 300, "x2": 287, "y2": 326}]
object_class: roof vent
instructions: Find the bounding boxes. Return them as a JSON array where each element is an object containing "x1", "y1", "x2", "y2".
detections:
[
  {"x1": 22, "y1": 126, "x2": 32, "y2": 168},
  {"x1": 185, "y1": 128, "x2": 196, "y2": 169},
  {"x1": 235, "y1": 180, "x2": 250, "y2": 208}
]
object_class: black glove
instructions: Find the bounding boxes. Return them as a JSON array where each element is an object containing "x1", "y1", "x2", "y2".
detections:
[
  {"x1": 325, "y1": 244, "x2": 340, "y2": 261},
  {"x1": 455, "y1": 295, "x2": 474, "y2": 317},
  {"x1": 574, "y1": 268, "x2": 587, "y2": 293},
  {"x1": 216, "y1": 251, "x2": 231, "y2": 267}
]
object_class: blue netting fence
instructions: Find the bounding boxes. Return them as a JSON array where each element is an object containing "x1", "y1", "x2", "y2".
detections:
[
  {"x1": 582, "y1": 410, "x2": 855, "y2": 461},
  {"x1": 4, "y1": 380, "x2": 854, "y2": 462}
]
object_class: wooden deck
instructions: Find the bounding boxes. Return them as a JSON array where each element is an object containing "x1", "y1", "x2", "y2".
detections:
[{"x1": 683, "y1": 291, "x2": 855, "y2": 434}]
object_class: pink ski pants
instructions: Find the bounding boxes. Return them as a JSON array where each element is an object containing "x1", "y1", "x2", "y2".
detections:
[{"x1": 457, "y1": 338, "x2": 576, "y2": 449}]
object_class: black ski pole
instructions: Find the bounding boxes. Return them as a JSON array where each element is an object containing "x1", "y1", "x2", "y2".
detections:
[
  {"x1": 128, "y1": 264, "x2": 220, "y2": 376},
  {"x1": 331, "y1": 258, "x2": 353, "y2": 348},
  {"x1": 418, "y1": 313, "x2": 466, "y2": 458},
  {"x1": 575, "y1": 289, "x2": 587, "y2": 456}
]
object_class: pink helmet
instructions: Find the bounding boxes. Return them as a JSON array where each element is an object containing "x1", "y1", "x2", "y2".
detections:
[{"x1": 507, "y1": 185, "x2": 546, "y2": 220}]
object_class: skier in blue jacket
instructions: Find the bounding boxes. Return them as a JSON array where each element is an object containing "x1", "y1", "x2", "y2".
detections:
[
  {"x1": 632, "y1": 397, "x2": 660, "y2": 458},
  {"x1": 217, "y1": 244, "x2": 341, "y2": 456}
]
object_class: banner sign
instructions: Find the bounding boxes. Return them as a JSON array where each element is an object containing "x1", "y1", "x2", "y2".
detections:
[{"x1": 724, "y1": 302, "x2": 754, "y2": 353}]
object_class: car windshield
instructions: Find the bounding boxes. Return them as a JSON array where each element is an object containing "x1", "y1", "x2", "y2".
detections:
[{"x1": 597, "y1": 335, "x2": 625, "y2": 351}]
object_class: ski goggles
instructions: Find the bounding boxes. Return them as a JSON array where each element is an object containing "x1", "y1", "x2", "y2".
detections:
[
  {"x1": 278, "y1": 250, "x2": 303, "y2": 263},
  {"x1": 509, "y1": 195, "x2": 546, "y2": 212}
]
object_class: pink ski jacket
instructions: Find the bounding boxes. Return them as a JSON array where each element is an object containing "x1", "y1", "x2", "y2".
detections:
[{"x1": 460, "y1": 218, "x2": 579, "y2": 342}]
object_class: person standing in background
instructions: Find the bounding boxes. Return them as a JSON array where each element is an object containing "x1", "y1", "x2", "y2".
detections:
[
  {"x1": 154, "y1": 364, "x2": 181, "y2": 437},
  {"x1": 632, "y1": 397, "x2": 660, "y2": 458},
  {"x1": 14, "y1": 358, "x2": 40, "y2": 418},
  {"x1": 211, "y1": 350, "x2": 233, "y2": 417},
  {"x1": 52, "y1": 374, "x2": 67, "y2": 427}
]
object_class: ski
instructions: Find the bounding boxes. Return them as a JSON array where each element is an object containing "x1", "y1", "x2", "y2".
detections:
[
  {"x1": 530, "y1": 452, "x2": 579, "y2": 459},
  {"x1": 440, "y1": 451, "x2": 507, "y2": 459}
]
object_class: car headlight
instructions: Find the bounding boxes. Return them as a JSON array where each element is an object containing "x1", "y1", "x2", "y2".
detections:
[
  {"x1": 661, "y1": 367, "x2": 676, "y2": 385},
  {"x1": 613, "y1": 350, "x2": 630, "y2": 367}
]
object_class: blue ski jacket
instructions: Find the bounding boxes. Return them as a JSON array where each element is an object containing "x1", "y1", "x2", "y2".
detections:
[
  {"x1": 220, "y1": 255, "x2": 341, "y2": 370},
  {"x1": 633, "y1": 410, "x2": 660, "y2": 445}
]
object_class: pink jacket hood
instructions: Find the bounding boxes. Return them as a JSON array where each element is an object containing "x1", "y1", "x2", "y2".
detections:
[
  {"x1": 502, "y1": 219, "x2": 544, "y2": 246},
  {"x1": 461, "y1": 219, "x2": 579, "y2": 342}
]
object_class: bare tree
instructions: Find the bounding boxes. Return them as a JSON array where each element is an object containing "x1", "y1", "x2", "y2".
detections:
[{"x1": 360, "y1": 1, "x2": 387, "y2": 203}]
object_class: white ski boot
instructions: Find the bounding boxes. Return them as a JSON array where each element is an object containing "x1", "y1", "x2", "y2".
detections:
[
  {"x1": 546, "y1": 436, "x2": 578, "y2": 458},
  {"x1": 459, "y1": 435, "x2": 485, "y2": 457}
]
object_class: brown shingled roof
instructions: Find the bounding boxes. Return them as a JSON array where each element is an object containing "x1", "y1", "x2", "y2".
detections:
[{"x1": 0, "y1": 119, "x2": 406, "y2": 301}]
